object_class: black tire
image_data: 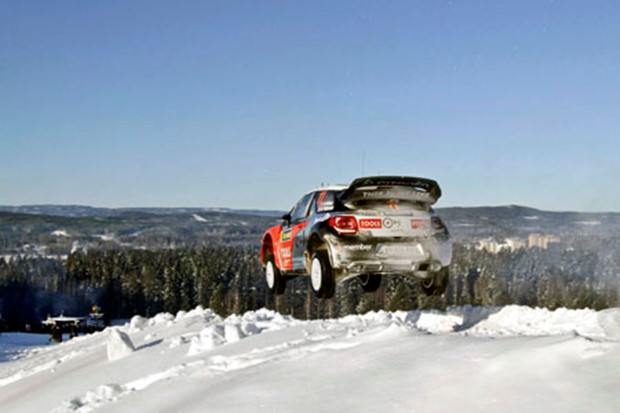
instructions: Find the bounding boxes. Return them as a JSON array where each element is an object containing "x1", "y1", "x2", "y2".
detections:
[
  {"x1": 265, "y1": 253, "x2": 286, "y2": 295},
  {"x1": 420, "y1": 267, "x2": 449, "y2": 296},
  {"x1": 359, "y1": 274, "x2": 382, "y2": 293},
  {"x1": 310, "y1": 251, "x2": 335, "y2": 299}
]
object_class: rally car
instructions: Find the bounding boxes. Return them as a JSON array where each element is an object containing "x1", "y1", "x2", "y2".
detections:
[{"x1": 260, "y1": 176, "x2": 452, "y2": 299}]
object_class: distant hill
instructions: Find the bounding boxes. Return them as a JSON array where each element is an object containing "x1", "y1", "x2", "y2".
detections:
[
  {"x1": 437, "y1": 205, "x2": 620, "y2": 240},
  {"x1": 0, "y1": 209, "x2": 280, "y2": 255},
  {"x1": 1, "y1": 204, "x2": 619, "y2": 256},
  {"x1": 0, "y1": 205, "x2": 285, "y2": 218}
]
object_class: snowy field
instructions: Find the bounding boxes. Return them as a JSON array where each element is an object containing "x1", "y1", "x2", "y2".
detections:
[{"x1": 1, "y1": 305, "x2": 619, "y2": 413}]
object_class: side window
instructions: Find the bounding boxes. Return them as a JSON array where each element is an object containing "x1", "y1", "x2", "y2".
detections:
[
  {"x1": 316, "y1": 191, "x2": 336, "y2": 213},
  {"x1": 290, "y1": 193, "x2": 314, "y2": 223}
]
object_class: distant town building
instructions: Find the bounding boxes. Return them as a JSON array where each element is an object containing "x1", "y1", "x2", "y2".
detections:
[
  {"x1": 478, "y1": 235, "x2": 558, "y2": 254},
  {"x1": 478, "y1": 239, "x2": 498, "y2": 253},
  {"x1": 506, "y1": 238, "x2": 527, "y2": 251},
  {"x1": 528, "y1": 233, "x2": 560, "y2": 250},
  {"x1": 478, "y1": 238, "x2": 526, "y2": 254}
]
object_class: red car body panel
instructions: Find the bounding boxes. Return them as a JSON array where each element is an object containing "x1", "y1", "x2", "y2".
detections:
[
  {"x1": 261, "y1": 221, "x2": 308, "y2": 271},
  {"x1": 261, "y1": 225, "x2": 281, "y2": 263}
]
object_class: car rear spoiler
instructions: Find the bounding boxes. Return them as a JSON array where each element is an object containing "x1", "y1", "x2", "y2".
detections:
[{"x1": 340, "y1": 176, "x2": 442, "y2": 205}]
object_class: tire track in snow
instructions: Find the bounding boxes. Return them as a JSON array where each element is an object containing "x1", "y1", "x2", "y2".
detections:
[{"x1": 49, "y1": 321, "x2": 376, "y2": 412}]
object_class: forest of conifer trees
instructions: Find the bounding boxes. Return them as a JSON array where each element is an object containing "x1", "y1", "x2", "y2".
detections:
[{"x1": 1, "y1": 242, "x2": 618, "y2": 330}]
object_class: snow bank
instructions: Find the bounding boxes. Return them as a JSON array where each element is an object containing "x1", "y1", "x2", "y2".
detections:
[
  {"x1": 343, "y1": 305, "x2": 620, "y2": 340},
  {"x1": 150, "y1": 312, "x2": 175, "y2": 326},
  {"x1": 185, "y1": 313, "x2": 267, "y2": 356},
  {"x1": 1, "y1": 305, "x2": 619, "y2": 413},
  {"x1": 462, "y1": 305, "x2": 620, "y2": 339}
]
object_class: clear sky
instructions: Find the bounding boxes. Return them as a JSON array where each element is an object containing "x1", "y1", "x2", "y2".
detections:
[{"x1": 1, "y1": 1, "x2": 619, "y2": 212}]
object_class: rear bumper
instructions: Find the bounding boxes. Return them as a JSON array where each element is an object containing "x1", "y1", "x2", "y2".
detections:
[{"x1": 323, "y1": 233, "x2": 452, "y2": 282}]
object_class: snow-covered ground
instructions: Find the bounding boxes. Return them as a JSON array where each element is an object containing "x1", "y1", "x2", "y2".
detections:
[
  {"x1": 51, "y1": 230, "x2": 70, "y2": 237},
  {"x1": 191, "y1": 214, "x2": 208, "y2": 223},
  {"x1": 1, "y1": 305, "x2": 619, "y2": 413}
]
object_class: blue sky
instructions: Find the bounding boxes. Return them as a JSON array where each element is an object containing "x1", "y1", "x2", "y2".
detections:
[{"x1": 1, "y1": 1, "x2": 619, "y2": 211}]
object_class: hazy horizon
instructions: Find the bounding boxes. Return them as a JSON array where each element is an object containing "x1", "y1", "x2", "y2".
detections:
[{"x1": 1, "y1": 201, "x2": 618, "y2": 215}]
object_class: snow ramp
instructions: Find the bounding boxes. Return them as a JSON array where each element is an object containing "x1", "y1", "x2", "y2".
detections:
[{"x1": 0, "y1": 305, "x2": 618, "y2": 413}]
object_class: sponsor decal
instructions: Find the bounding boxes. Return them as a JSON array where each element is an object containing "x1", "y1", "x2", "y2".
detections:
[
  {"x1": 343, "y1": 244, "x2": 373, "y2": 251},
  {"x1": 359, "y1": 218, "x2": 382, "y2": 229},
  {"x1": 386, "y1": 199, "x2": 399, "y2": 209},
  {"x1": 317, "y1": 191, "x2": 335, "y2": 213},
  {"x1": 360, "y1": 189, "x2": 432, "y2": 200},
  {"x1": 383, "y1": 218, "x2": 401, "y2": 229},
  {"x1": 411, "y1": 218, "x2": 429, "y2": 230},
  {"x1": 361, "y1": 188, "x2": 409, "y2": 198},
  {"x1": 377, "y1": 244, "x2": 423, "y2": 258},
  {"x1": 280, "y1": 230, "x2": 292, "y2": 241},
  {"x1": 280, "y1": 247, "x2": 292, "y2": 258}
]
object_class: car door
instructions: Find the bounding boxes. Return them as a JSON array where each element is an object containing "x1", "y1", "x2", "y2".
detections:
[
  {"x1": 278, "y1": 192, "x2": 313, "y2": 272},
  {"x1": 292, "y1": 192, "x2": 317, "y2": 270}
]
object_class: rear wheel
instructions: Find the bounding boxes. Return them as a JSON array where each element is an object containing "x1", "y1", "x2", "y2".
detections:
[
  {"x1": 359, "y1": 274, "x2": 381, "y2": 292},
  {"x1": 420, "y1": 267, "x2": 449, "y2": 296},
  {"x1": 265, "y1": 254, "x2": 286, "y2": 295},
  {"x1": 310, "y1": 251, "x2": 335, "y2": 299}
]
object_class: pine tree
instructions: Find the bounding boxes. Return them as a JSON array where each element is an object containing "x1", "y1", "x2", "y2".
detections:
[
  {"x1": 210, "y1": 284, "x2": 227, "y2": 316},
  {"x1": 387, "y1": 283, "x2": 416, "y2": 311}
]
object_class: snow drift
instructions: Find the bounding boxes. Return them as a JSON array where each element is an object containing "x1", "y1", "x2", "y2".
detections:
[{"x1": 0, "y1": 305, "x2": 619, "y2": 413}]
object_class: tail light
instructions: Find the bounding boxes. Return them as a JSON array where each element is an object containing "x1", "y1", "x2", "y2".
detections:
[
  {"x1": 431, "y1": 216, "x2": 448, "y2": 233},
  {"x1": 328, "y1": 216, "x2": 358, "y2": 234}
]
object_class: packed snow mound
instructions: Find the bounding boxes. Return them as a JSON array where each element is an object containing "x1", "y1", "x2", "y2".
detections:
[
  {"x1": 187, "y1": 325, "x2": 226, "y2": 355},
  {"x1": 129, "y1": 315, "x2": 148, "y2": 332},
  {"x1": 107, "y1": 328, "x2": 135, "y2": 361},
  {"x1": 0, "y1": 305, "x2": 619, "y2": 413},
  {"x1": 597, "y1": 309, "x2": 620, "y2": 340},
  {"x1": 52, "y1": 384, "x2": 125, "y2": 413}
]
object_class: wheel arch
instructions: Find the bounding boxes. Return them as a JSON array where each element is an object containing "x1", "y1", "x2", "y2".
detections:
[
  {"x1": 261, "y1": 235, "x2": 273, "y2": 262},
  {"x1": 261, "y1": 227, "x2": 280, "y2": 265},
  {"x1": 305, "y1": 231, "x2": 330, "y2": 272}
]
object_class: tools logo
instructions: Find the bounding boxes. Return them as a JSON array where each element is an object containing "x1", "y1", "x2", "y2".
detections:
[{"x1": 359, "y1": 219, "x2": 382, "y2": 229}]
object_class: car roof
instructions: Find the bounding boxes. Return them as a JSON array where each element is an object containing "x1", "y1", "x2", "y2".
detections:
[{"x1": 310, "y1": 184, "x2": 348, "y2": 193}]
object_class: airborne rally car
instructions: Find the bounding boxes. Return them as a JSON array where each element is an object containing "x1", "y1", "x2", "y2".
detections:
[{"x1": 260, "y1": 176, "x2": 452, "y2": 299}]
